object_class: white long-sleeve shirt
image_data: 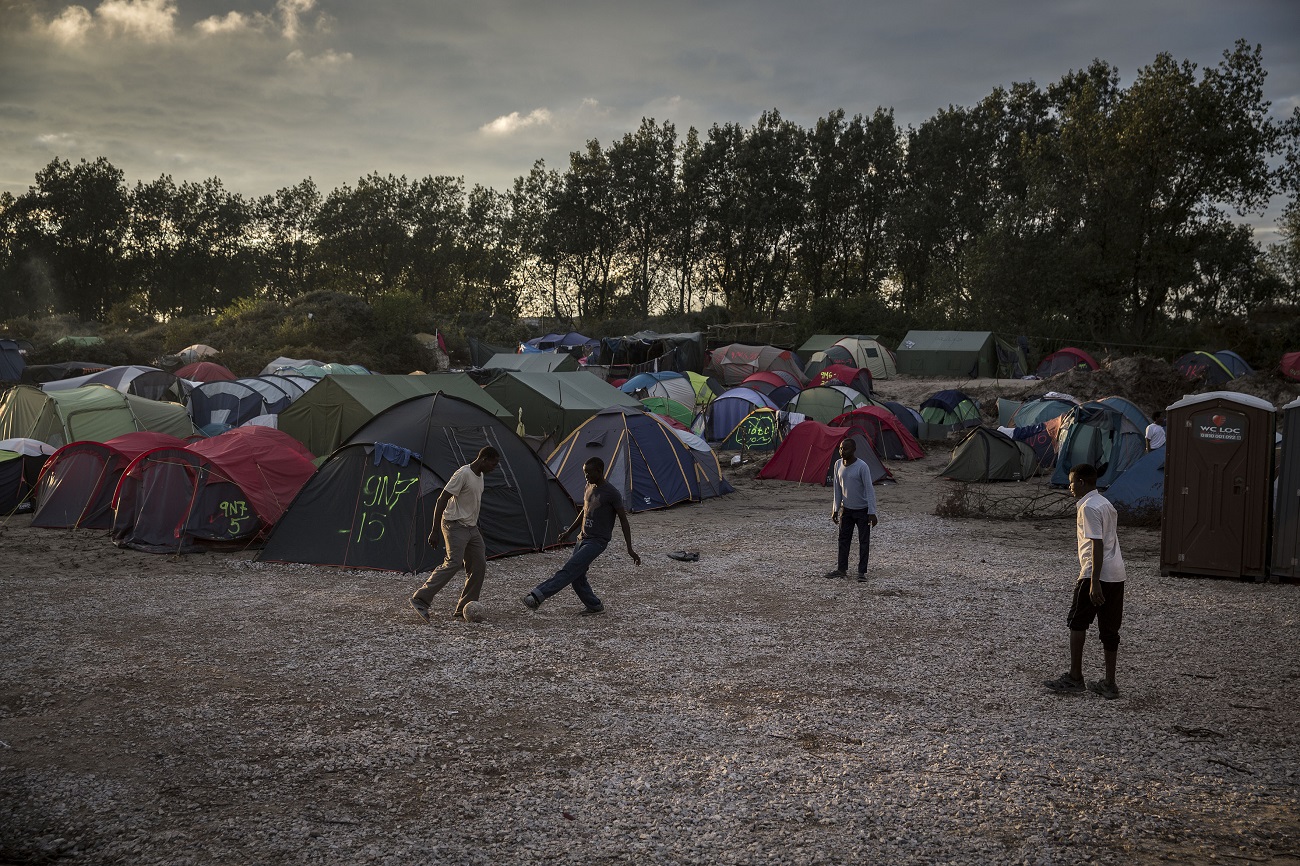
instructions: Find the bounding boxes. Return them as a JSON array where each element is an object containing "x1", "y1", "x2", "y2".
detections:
[{"x1": 832, "y1": 458, "x2": 877, "y2": 515}]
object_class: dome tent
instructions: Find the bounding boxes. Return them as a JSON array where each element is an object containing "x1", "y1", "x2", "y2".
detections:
[
  {"x1": 259, "y1": 393, "x2": 577, "y2": 573},
  {"x1": 1035, "y1": 348, "x2": 1099, "y2": 378},
  {"x1": 1050, "y1": 401, "x2": 1146, "y2": 489},
  {"x1": 830, "y1": 406, "x2": 926, "y2": 461},
  {"x1": 940, "y1": 427, "x2": 1040, "y2": 482},
  {"x1": 0, "y1": 385, "x2": 196, "y2": 448},
  {"x1": 32, "y1": 432, "x2": 188, "y2": 529},
  {"x1": 546, "y1": 407, "x2": 732, "y2": 514},
  {"x1": 705, "y1": 344, "x2": 807, "y2": 387},
  {"x1": 757, "y1": 422, "x2": 890, "y2": 485}
]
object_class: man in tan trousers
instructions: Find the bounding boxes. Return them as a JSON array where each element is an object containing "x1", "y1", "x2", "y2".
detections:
[{"x1": 410, "y1": 446, "x2": 499, "y2": 622}]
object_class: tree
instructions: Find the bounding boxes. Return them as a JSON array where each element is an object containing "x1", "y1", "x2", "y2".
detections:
[
  {"x1": 255, "y1": 178, "x2": 322, "y2": 302},
  {"x1": 607, "y1": 118, "x2": 677, "y2": 317}
]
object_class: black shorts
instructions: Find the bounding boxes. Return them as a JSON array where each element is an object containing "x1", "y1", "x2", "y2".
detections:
[{"x1": 1067, "y1": 579, "x2": 1124, "y2": 647}]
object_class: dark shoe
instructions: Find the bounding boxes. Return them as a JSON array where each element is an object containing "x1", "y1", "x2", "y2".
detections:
[
  {"x1": 521, "y1": 593, "x2": 540, "y2": 611},
  {"x1": 1043, "y1": 672, "x2": 1085, "y2": 693},
  {"x1": 667, "y1": 550, "x2": 699, "y2": 562},
  {"x1": 409, "y1": 598, "x2": 431, "y2": 624},
  {"x1": 578, "y1": 605, "x2": 605, "y2": 616},
  {"x1": 856, "y1": 573, "x2": 867, "y2": 582},
  {"x1": 823, "y1": 570, "x2": 847, "y2": 579},
  {"x1": 1088, "y1": 679, "x2": 1120, "y2": 700}
]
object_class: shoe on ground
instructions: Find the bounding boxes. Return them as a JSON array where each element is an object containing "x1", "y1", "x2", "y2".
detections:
[
  {"x1": 823, "y1": 570, "x2": 847, "y2": 579},
  {"x1": 857, "y1": 573, "x2": 867, "y2": 582},
  {"x1": 1043, "y1": 672, "x2": 1085, "y2": 693},
  {"x1": 521, "y1": 593, "x2": 540, "y2": 611},
  {"x1": 579, "y1": 605, "x2": 605, "y2": 616},
  {"x1": 409, "y1": 598, "x2": 431, "y2": 624},
  {"x1": 1088, "y1": 679, "x2": 1120, "y2": 700}
]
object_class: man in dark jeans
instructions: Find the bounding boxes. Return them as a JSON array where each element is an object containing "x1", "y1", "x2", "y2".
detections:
[
  {"x1": 825, "y1": 437, "x2": 878, "y2": 582},
  {"x1": 522, "y1": 456, "x2": 641, "y2": 613}
]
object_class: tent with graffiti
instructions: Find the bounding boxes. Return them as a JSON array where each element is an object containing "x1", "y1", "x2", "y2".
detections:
[
  {"x1": 829, "y1": 406, "x2": 926, "y2": 461},
  {"x1": 32, "y1": 431, "x2": 188, "y2": 529},
  {"x1": 701, "y1": 387, "x2": 779, "y2": 444},
  {"x1": 757, "y1": 422, "x2": 890, "y2": 485},
  {"x1": 546, "y1": 407, "x2": 732, "y2": 513},
  {"x1": 278, "y1": 373, "x2": 510, "y2": 457},
  {"x1": 258, "y1": 393, "x2": 578, "y2": 572},
  {"x1": 1283, "y1": 351, "x2": 1300, "y2": 383},
  {"x1": 940, "y1": 427, "x2": 1040, "y2": 482},
  {"x1": 705, "y1": 344, "x2": 807, "y2": 386},
  {"x1": 111, "y1": 427, "x2": 318, "y2": 554},
  {"x1": 0, "y1": 438, "x2": 54, "y2": 515},
  {"x1": 0, "y1": 385, "x2": 197, "y2": 448},
  {"x1": 806, "y1": 363, "x2": 873, "y2": 397},
  {"x1": 1049, "y1": 401, "x2": 1146, "y2": 489},
  {"x1": 806, "y1": 336, "x2": 897, "y2": 381},
  {"x1": 1173, "y1": 351, "x2": 1235, "y2": 385},
  {"x1": 1035, "y1": 348, "x2": 1099, "y2": 378}
]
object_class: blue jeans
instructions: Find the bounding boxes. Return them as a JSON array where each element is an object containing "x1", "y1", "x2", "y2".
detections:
[
  {"x1": 837, "y1": 508, "x2": 872, "y2": 575},
  {"x1": 530, "y1": 539, "x2": 607, "y2": 609}
]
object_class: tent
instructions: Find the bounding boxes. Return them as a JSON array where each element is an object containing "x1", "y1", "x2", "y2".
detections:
[
  {"x1": 1213, "y1": 350, "x2": 1253, "y2": 379},
  {"x1": 593, "y1": 331, "x2": 706, "y2": 375},
  {"x1": 188, "y1": 376, "x2": 311, "y2": 432},
  {"x1": 1036, "y1": 348, "x2": 1099, "y2": 378},
  {"x1": 176, "y1": 344, "x2": 219, "y2": 364},
  {"x1": 260, "y1": 356, "x2": 324, "y2": 375},
  {"x1": 702, "y1": 387, "x2": 779, "y2": 443},
  {"x1": 482, "y1": 371, "x2": 642, "y2": 444},
  {"x1": 883, "y1": 401, "x2": 923, "y2": 438},
  {"x1": 940, "y1": 427, "x2": 1040, "y2": 482},
  {"x1": 522, "y1": 332, "x2": 596, "y2": 355},
  {"x1": 1004, "y1": 422, "x2": 1060, "y2": 471},
  {"x1": 32, "y1": 432, "x2": 190, "y2": 529},
  {"x1": 259, "y1": 393, "x2": 578, "y2": 572},
  {"x1": 1050, "y1": 401, "x2": 1146, "y2": 489},
  {"x1": 175, "y1": 361, "x2": 237, "y2": 382},
  {"x1": 0, "y1": 438, "x2": 54, "y2": 515},
  {"x1": 796, "y1": 334, "x2": 871, "y2": 362},
  {"x1": 1103, "y1": 446, "x2": 1165, "y2": 521},
  {"x1": 278, "y1": 373, "x2": 510, "y2": 457},
  {"x1": 1173, "y1": 351, "x2": 1234, "y2": 385},
  {"x1": 919, "y1": 390, "x2": 982, "y2": 426},
  {"x1": 705, "y1": 344, "x2": 807, "y2": 386},
  {"x1": 808, "y1": 363, "x2": 873, "y2": 397},
  {"x1": 0, "y1": 339, "x2": 26, "y2": 382},
  {"x1": 0, "y1": 384, "x2": 196, "y2": 448},
  {"x1": 1009, "y1": 393, "x2": 1080, "y2": 427},
  {"x1": 640, "y1": 397, "x2": 694, "y2": 428},
  {"x1": 546, "y1": 407, "x2": 732, "y2": 513},
  {"x1": 482, "y1": 352, "x2": 580, "y2": 373},
  {"x1": 994, "y1": 336, "x2": 1031, "y2": 378},
  {"x1": 785, "y1": 385, "x2": 870, "y2": 424},
  {"x1": 112, "y1": 427, "x2": 317, "y2": 553},
  {"x1": 20, "y1": 362, "x2": 111, "y2": 386},
  {"x1": 815, "y1": 336, "x2": 897, "y2": 381},
  {"x1": 621, "y1": 371, "x2": 697, "y2": 408},
  {"x1": 41, "y1": 365, "x2": 186, "y2": 402},
  {"x1": 829, "y1": 407, "x2": 926, "y2": 461},
  {"x1": 758, "y1": 423, "x2": 890, "y2": 485},
  {"x1": 896, "y1": 331, "x2": 998, "y2": 378},
  {"x1": 1097, "y1": 396, "x2": 1150, "y2": 432},
  {"x1": 685, "y1": 372, "x2": 725, "y2": 408},
  {"x1": 1281, "y1": 351, "x2": 1300, "y2": 383}
]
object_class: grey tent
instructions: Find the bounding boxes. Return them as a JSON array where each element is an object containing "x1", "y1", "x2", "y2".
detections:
[
  {"x1": 483, "y1": 371, "x2": 643, "y2": 443},
  {"x1": 896, "y1": 331, "x2": 998, "y2": 378},
  {"x1": 940, "y1": 427, "x2": 1040, "y2": 482},
  {"x1": 481, "y1": 352, "x2": 579, "y2": 373}
]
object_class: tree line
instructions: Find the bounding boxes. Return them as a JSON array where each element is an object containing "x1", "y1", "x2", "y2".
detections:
[{"x1": 2, "y1": 41, "x2": 1297, "y2": 349}]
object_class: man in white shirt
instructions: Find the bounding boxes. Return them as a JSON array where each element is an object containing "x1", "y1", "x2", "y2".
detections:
[
  {"x1": 1044, "y1": 462, "x2": 1127, "y2": 699},
  {"x1": 410, "y1": 446, "x2": 500, "y2": 623},
  {"x1": 825, "y1": 437, "x2": 878, "y2": 582},
  {"x1": 1145, "y1": 410, "x2": 1166, "y2": 452}
]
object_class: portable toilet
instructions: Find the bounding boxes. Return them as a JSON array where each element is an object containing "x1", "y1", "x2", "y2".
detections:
[
  {"x1": 1272, "y1": 397, "x2": 1299, "y2": 580},
  {"x1": 1160, "y1": 392, "x2": 1275, "y2": 580}
]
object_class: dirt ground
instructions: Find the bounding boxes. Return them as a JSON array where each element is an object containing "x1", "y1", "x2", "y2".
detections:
[{"x1": 1, "y1": 367, "x2": 1298, "y2": 865}]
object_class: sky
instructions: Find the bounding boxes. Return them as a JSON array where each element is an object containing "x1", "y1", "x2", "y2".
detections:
[{"x1": 2, "y1": 0, "x2": 1298, "y2": 239}]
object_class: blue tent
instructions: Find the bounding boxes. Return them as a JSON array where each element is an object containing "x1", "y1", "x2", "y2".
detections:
[
  {"x1": 883, "y1": 401, "x2": 922, "y2": 437},
  {"x1": 1103, "y1": 447, "x2": 1165, "y2": 518},
  {"x1": 1213, "y1": 350, "x2": 1253, "y2": 379},
  {"x1": 1098, "y1": 395, "x2": 1150, "y2": 432},
  {"x1": 703, "y1": 387, "x2": 779, "y2": 443},
  {"x1": 919, "y1": 390, "x2": 981, "y2": 426},
  {"x1": 547, "y1": 407, "x2": 732, "y2": 513},
  {"x1": 0, "y1": 339, "x2": 26, "y2": 382},
  {"x1": 1050, "y1": 402, "x2": 1146, "y2": 489}
]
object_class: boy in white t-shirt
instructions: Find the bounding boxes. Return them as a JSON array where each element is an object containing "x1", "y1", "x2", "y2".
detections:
[
  {"x1": 1145, "y1": 410, "x2": 1166, "y2": 451},
  {"x1": 1044, "y1": 462, "x2": 1127, "y2": 699}
]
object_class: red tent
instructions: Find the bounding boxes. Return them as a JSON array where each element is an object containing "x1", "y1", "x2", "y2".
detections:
[
  {"x1": 830, "y1": 406, "x2": 926, "y2": 461},
  {"x1": 32, "y1": 431, "x2": 190, "y2": 529},
  {"x1": 757, "y1": 422, "x2": 890, "y2": 485},
  {"x1": 809, "y1": 363, "x2": 873, "y2": 396},
  {"x1": 175, "y1": 361, "x2": 237, "y2": 382},
  {"x1": 1036, "y1": 348, "x2": 1099, "y2": 378},
  {"x1": 1282, "y1": 351, "x2": 1300, "y2": 383}
]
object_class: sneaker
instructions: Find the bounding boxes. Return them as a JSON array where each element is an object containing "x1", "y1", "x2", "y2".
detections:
[
  {"x1": 579, "y1": 604, "x2": 605, "y2": 616},
  {"x1": 856, "y1": 573, "x2": 867, "y2": 582},
  {"x1": 823, "y1": 570, "x2": 847, "y2": 579},
  {"x1": 409, "y1": 598, "x2": 431, "y2": 624},
  {"x1": 1088, "y1": 679, "x2": 1120, "y2": 700},
  {"x1": 1043, "y1": 672, "x2": 1085, "y2": 693},
  {"x1": 521, "y1": 593, "x2": 540, "y2": 611}
]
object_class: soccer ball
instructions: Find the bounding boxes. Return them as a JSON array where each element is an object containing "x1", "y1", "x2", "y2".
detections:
[{"x1": 462, "y1": 601, "x2": 486, "y2": 623}]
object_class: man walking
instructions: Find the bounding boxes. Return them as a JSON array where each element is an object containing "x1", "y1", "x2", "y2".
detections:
[
  {"x1": 1044, "y1": 462, "x2": 1127, "y2": 699},
  {"x1": 522, "y1": 456, "x2": 640, "y2": 614},
  {"x1": 410, "y1": 446, "x2": 500, "y2": 623},
  {"x1": 825, "y1": 437, "x2": 877, "y2": 582}
]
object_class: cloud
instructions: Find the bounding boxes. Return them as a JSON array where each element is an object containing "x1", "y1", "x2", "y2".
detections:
[
  {"x1": 194, "y1": 11, "x2": 264, "y2": 36},
  {"x1": 277, "y1": 0, "x2": 315, "y2": 41},
  {"x1": 480, "y1": 109, "x2": 554, "y2": 137},
  {"x1": 37, "y1": 6, "x2": 94, "y2": 44},
  {"x1": 31, "y1": 0, "x2": 325, "y2": 45},
  {"x1": 285, "y1": 48, "x2": 352, "y2": 68},
  {"x1": 95, "y1": 0, "x2": 177, "y2": 41}
]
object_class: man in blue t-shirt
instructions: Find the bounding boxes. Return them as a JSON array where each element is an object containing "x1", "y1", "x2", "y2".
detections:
[
  {"x1": 523, "y1": 456, "x2": 641, "y2": 614},
  {"x1": 826, "y1": 437, "x2": 878, "y2": 582}
]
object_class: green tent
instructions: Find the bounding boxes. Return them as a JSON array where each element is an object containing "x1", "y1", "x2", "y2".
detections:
[
  {"x1": 940, "y1": 427, "x2": 1040, "y2": 482},
  {"x1": 896, "y1": 331, "x2": 998, "y2": 378},
  {"x1": 797, "y1": 334, "x2": 877, "y2": 362},
  {"x1": 784, "y1": 385, "x2": 869, "y2": 424},
  {"x1": 482, "y1": 352, "x2": 579, "y2": 373},
  {"x1": 277, "y1": 373, "x2": 511, "y2": 456},
  {"x1": 641, "y1": 396, "x2": 694, "y2": 427},
  {"x1": 0, "y1": 384, "x2": 195, "y2": 448},
  {"x1": 482, "y1": 371, "x2": 642, "y2": 443}
]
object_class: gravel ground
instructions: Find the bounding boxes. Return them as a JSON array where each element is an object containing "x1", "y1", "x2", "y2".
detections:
[{"x1": 2, "y1": 450, "x2": 1298, "y2": 865}]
